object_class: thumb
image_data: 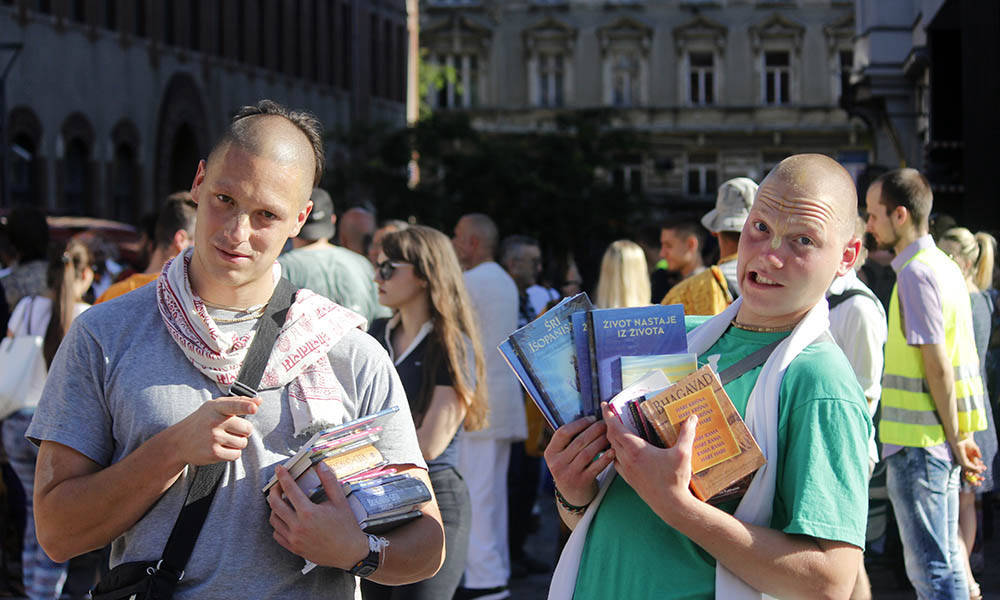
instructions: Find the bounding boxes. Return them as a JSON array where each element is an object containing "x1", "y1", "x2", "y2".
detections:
[{"x1": 677, "y1": 413, "x2": 699, "y2": 452}]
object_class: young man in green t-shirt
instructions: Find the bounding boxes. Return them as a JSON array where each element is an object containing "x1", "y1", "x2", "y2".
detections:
[{"x1": 545, "y1": 154, "x2": 873, "y2": 599}]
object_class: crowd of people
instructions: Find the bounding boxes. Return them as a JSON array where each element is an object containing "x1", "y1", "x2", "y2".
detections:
[{"x1": 0, "y1": 99, "x2": 997, "y2": 600}]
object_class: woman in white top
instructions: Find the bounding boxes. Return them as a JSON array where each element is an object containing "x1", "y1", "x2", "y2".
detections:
[{"x1": 3, "y1": 238, "x2": 94, "y2": 599}]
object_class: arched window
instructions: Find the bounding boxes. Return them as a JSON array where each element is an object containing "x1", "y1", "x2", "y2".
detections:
[
  {"x1": 59, "y1": 113, "x2": 95, "y2": 215},
  {"x1": 63, "y1": 138, "x2": 90, "y2": 215},
  {"x1": 111, "y1": 120, "x2": 141, "y2": 223},
  {"x1": 6, "y1": 106, "x2": 44, "y2": 207},
  {"x1": 10, "y1": 133, "x2": 38, "y2": 206}
]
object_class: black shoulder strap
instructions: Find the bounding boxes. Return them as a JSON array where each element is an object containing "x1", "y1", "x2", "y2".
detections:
[
  {"x1": 827, "y1": 288, "x2": 877, "y2": 310},
  {"x1": 153, "y1": 279, "x2": 298, "y2": 588},
  {"x1": 717, "y1": 329, "x2": 834, "y2": 386}
]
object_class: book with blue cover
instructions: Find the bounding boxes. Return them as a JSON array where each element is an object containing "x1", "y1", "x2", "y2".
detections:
[
  {"x1": 570, "y1": 311, "x2": 598, "y2": 417},
  {"x1": 501, "y1": 292, "x2": 594, "y2": 429},
  {"x1": 587, "y1": 304, "x2": 687, "y2": 403}
]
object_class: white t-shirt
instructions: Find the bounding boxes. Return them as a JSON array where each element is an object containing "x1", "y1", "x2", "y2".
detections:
[
  {"x1": 462, "y1": 261, "x2": 527, "y2": 441},
  {"x1": 827, "y1": 270, "x2": 887, "y2": 414}
]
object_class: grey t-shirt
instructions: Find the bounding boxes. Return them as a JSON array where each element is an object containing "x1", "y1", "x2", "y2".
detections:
[
  {"x1": 27, "y1": 283, "x2": 426, "y2": 599},
  {"x1": 278, "y1": 245, "x2": 391, "y2": 324}
]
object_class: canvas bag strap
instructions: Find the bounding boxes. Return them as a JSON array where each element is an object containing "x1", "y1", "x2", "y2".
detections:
[{"x1": 152, "y1": 279, "x2": 298, "y2": 587}]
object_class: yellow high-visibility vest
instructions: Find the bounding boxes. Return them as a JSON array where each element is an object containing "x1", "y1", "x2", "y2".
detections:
[{"x1": 880, "y1": 246, "x2": 987, "y2": 447}]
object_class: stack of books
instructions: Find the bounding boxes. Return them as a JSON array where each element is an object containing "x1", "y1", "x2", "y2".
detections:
[
  {"x1": 500, "y1": 294, "x2": 764, "y2": 505},
  {"x1": 262, "y1": 407, "x2": 431, "y2": 572}
]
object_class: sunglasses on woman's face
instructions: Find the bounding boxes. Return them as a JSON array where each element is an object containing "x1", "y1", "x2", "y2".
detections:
[{"x1": 377, "y1": 260, "x2": 410, "y2": 280}]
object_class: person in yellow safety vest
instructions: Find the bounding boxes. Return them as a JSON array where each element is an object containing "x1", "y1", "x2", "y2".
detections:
[{"x1": 864, "y1": 168, "x2": 987, "y2": 600}]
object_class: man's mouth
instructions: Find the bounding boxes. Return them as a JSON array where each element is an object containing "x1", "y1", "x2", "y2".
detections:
[
  {"x1": 216, "y1": 246, "x2": 251, "y2": 261},
  {"x1": 750, "y1": 271, "x2": 780, "y2": 286}
]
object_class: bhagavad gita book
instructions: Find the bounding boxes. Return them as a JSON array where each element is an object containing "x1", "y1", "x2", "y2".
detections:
[{"x1": 640, "y1": 365, "x2": 766, "y2": 504}]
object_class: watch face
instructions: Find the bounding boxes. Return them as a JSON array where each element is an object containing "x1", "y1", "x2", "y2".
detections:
[{"x1": 350, "y1": 551, "x2": 380, "y2": 578}]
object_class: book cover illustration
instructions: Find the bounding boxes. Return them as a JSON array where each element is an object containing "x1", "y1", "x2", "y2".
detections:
[
  {"x1": 498, "y1": 339, "x2": 556, "y2": 428},
  {"x1": 618, "y1": 353, "x2": 698, "y2": 389},
  {"x1": 588, "y1": 304, "x2": 687, "y2": 403},
  {"x1": 639, "y1": 365, "x2": 766, "y2": 504},
  {"x1": 502, "y1": 292, "x2": 594, "y2": 428}
]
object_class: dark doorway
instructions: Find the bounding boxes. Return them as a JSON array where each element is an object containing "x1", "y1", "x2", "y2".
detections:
[
  {"x1": 112, "y1": 143, "x2": 138, "y2": 223},
  {"x1": 9, "y1": 133, "x2": 38, "y2": 206},
  {"x1": 62, "y1": 138, "x2": 91, "y2": 215},
  {"x1": 168, "y1": 124, "x2": 199, "y2": 195}
]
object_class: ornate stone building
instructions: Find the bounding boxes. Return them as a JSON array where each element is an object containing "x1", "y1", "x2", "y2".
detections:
[
  {"x1": 1, "y1": 0, "x2": 409, "y2": 222},
  {"x1": 848, "y1": 0, "x2": 1000, "y2": 225},
  {"x1": 420, "y1": 0, "x2": 868, "y2": 211}
]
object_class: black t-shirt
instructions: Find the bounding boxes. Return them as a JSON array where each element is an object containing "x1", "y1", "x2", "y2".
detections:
[{"x1": 370, "y1": 317, "x2": 461, "y2": 471}]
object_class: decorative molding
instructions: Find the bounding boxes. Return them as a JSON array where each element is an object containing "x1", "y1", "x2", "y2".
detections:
[
  {"x1": 822, "y1": 12, "x2": 855, "y2": 53},
  {"x1": 749, "y1": 12, "x2": 805, "y2": 53},
  {"x1": 673, "y1": 14, "x2": 728, "y2": 56},
  {"x1": 523, "y1": 17, "x2": 577, "y2": 53},
  {"x1": 422, "y1": 14, "x2": 492, "y2": 52},
  {"x1": 597, "y1": 16, "x2": 653, "y2": 56}
]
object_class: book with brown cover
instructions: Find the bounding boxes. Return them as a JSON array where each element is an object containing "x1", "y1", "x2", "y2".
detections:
[{"x1": 639, "y1": 365, "x2": 766, "y2": 504}]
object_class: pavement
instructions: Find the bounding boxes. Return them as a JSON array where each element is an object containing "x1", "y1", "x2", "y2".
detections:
[{"x1": 510, "y1": 491, "x2": 1000, "y2": 600}]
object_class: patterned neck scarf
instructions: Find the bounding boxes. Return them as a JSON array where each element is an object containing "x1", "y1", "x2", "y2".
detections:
[{"x1": 156, "y1": 247, "x2": 367, "y2": 436}]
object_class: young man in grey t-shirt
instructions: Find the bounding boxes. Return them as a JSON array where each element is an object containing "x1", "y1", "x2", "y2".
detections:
[{"x1": 27, "y1": 101, "x2": 444, "y2": 599}]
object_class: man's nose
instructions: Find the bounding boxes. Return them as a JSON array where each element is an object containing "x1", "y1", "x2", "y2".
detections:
[{"x1": 223, "y1": 212, "x2": 251, "y2": 242}]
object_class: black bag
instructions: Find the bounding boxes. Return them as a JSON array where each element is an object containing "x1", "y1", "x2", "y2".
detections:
[{"x1": 91, "y1": 280, "x2": 297, "y2": 600}]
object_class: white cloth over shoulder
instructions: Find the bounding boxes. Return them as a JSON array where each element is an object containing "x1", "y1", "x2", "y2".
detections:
[{"x1": 548, "y1": 297, "x2": 831, "y2": 600}]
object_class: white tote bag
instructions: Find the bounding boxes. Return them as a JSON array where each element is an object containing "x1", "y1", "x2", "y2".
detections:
[{"x1": 0, "y1": 297, "x2": 47, "y2": 419}]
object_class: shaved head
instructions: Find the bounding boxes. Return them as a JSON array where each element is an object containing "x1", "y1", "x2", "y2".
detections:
[
  {"x1": 763, "y1": 154, "x2": 859, "y2": 243},
  {"x1": 207, "y1": 100, "x2": 324, "y2": 205},
  {"x1": 458, "y1": 213, "x2": 499, "y2": 254}
]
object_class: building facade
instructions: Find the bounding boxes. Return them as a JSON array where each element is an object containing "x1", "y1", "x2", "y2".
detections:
[
  {"x1": 1, "y1": 0, "x2": 409, "y2": 222},
  {"x1": 849, "y1": 0, "x2": 1000, "y2": 225},
  {"x1": 420, "y1": 0, "x2": 868, "y2": 212}
]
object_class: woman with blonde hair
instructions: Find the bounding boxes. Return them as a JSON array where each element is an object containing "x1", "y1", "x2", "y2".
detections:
[
  {"x1": 365, "y1": 225, "x2": 487, "y2": 600},
  {"x1": 594, "y1": 240, "x2": 651, "y2": 309},
  {"x1": 3, "y1": 238, "x2": 95, "y2": 599},
  {"x1": 938, "y1": 226, "x2": 998, "y2": 600}
]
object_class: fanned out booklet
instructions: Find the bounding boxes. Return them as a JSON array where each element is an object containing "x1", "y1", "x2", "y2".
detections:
[
  {"x1": 500, "y1": 296, "x2": 766, "y2": 505},
  {"x1": 262, "y1": 406, "x2": 431, "y2": 574}
]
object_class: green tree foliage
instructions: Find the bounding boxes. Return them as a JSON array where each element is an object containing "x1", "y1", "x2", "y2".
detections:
[{"x1": 325, "y1": 109, "x2": 650, "y2": 287}]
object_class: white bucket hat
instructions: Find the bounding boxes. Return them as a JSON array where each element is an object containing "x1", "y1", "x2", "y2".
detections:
[{"x1": 700, "y1": 177, "x2": 758, "y2": 233}]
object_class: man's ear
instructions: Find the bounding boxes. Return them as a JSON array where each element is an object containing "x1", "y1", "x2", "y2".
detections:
[
  {"x1": 837, "y1": 237, "x2": 862, "y2": 277},
  {"x1": 190, "y1": 160, "x2": 207, "y2": 198},
  {"x1": 686, "y1": 234, "x2": 699, "y2": 252},
  {"x1": 891, "y1": 204, "x2": 908, "y2": 228},
  {"x1": 289, "y1": 200, "x2": 314, "y2": 238},
  {"x1": 172, "y1": 229, "x2": 192, "y2": 252}
]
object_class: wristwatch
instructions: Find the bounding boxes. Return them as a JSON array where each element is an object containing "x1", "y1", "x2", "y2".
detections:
[{"x1": 348, "y1": 534, "x2": 387, "y2": 578}]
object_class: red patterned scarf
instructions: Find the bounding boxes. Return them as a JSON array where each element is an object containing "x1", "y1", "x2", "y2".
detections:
[{"x1": 156, "y1": 248, "x2": 367, "y2": 435}]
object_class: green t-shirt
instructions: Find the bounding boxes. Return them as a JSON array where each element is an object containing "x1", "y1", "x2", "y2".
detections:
[
  {"x1": 277, "y1": 245, "x2": 391, "y2": 324},
  {"x1": 574, "y1": 317, "x2": 873, "y2": 600}
]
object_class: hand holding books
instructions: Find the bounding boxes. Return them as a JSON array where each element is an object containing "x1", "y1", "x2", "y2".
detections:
[
  {"x1": 602, "y1": 401, "x2": 701, "y2": 522},
  {"x1": 542, "y1": 415, "x2": 614, "y2": 520},
  {"x1": 267, "y1": 461, "x2": 373, "y2": 572}
]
